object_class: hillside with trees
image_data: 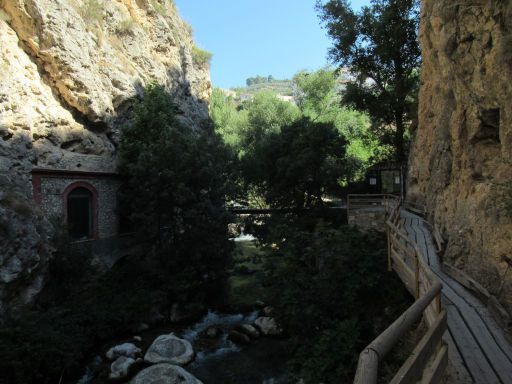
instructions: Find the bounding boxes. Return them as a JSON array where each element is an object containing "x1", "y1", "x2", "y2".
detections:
[{"x1": 211, "y1": 68, "x2": 391, "y2": 204}]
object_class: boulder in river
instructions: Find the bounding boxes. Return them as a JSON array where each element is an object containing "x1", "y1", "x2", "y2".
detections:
[
  {"x1": 235, "y1": 324, "x2": 260, "y2": 339},
  {"x1": 106, "y1": 343, "x2": 142, "y2": 361},
  {"x1": 262, "y1": 306, "x2": 274, "y2": 316},
  {"x1": 201, "y1": 326, "x2": 221, "y2": 339},
  {"x1": 254, "y1": 317, "x2": 282, "y2": 336},
  {"x1": 130, "y1": 363, "x2": 203, "y2": 384},
  {"x1": 144, "y1": 333, "x2": 195, "y2": 365},
  {"x1": 109, "y1": 356, "x2": 142, "y2": 380},
  {"x1": 228, "y1": 330, "x2": 251, "y2": 345}
]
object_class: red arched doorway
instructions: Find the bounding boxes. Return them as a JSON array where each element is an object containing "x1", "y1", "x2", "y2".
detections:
[{"x1": 63, "y1": 182, "x2": 98, "y2": 240}]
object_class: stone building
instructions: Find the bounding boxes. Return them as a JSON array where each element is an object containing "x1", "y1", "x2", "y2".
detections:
[
  {"x1": 32, "y1": 168, "x2": 121, "y2": 240},
  {"x1": 31, "y1": 168, "x2": 134, "y2": 268}
]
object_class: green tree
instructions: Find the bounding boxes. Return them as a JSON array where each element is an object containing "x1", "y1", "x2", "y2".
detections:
[
  {"x1": 210, "y1": 88, "x2": 249, "y2": 153},
  {"x1": 242, "y1": 117, "x2": 347, "y2": 208},
  {"x1": 293, "y1": 68, "x2": 391, "y2": 182},
  {"x1": 262, "y1": 221, "x2": 411, "y2": 383},
  {"x1": 243, "y1": 91, "x2": 300, "y2": 150},
  {"x1": 317, "y1": 0, "x2": 421, "y2": 161},
  {"x1": 118, "y1": 84, "x2": 234, "y2": 299},
  {"x1": 294, "y1": 68, "x2": 338, "y2": 122}
]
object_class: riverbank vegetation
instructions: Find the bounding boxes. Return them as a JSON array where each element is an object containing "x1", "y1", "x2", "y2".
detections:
[
  {"x1": 253, "y1": 213, "x2": 412, "y2": 383},
  {"x1": 211, "y1": 68, "x2": 392, "y2": 196}
]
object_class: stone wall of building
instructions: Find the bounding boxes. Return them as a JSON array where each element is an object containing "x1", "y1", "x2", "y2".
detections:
[{"x1": 36, "y1": 175, "x2": 120, "y2": 239}]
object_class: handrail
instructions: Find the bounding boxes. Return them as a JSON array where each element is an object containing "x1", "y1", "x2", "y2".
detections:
[
  {"x1": 351, "y1": 196, "x2": 446, "y2": 384},
  {"x1": 347, "y1": 194, "x2": 400, "y2": 213}
]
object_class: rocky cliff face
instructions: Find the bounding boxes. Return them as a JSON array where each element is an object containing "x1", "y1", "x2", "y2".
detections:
[
  {"x1": 409, "y1": 1, "x2": 512, "y2": 311},
  {"x1": 0, "y1": 0, "x2": 211, "y2": 315}
]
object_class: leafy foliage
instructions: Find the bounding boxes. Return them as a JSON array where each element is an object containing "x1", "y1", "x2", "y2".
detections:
[
  {"x1": 210, "y1": 88, "x2": 249, "y2": 152},
  {"x1": 242, "y1": 117, "x2": 347, "y2": 208},
  {"x1": 150, "y1": 0, "x2": 168, "y2": 15},
  {"x1": 0, "y1": 251, "x2": 159, "y2": 384},
  {"x1": 235, "y1": 79, "x2": 295, "y2": 97},
  {"x1": 211, "y1": 68, "x2": 388, "y2": 193},
  {"x1": 244, "y1": 91, "x2": 301, "y2": 150},
  {"x1": 116, "y1": 18, "x2": 136, "y2": 35},
  {"x1": 192, "y1": 46, "x2": 213, "y2": 68},
  {"x1": 210, "y1": 89, "x2": 300, "y2": 158},
  {"x1": 317, "y1": 0, "x2": 421, "y2": 161},
  {"x1": 118, "y1": 84, "x2": 234, "y2": 301},
  {"x1": 294, "y1": 68, "x2": 391, "y2": 181},
  {"x1": 262, "y1": 218, "x2": 412, "y2": 383},
  {"x1": 246, "y1": 75, "x2": 279, "y2": 86}
]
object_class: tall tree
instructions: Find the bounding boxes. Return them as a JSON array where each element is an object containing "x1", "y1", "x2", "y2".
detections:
[
  {"x1": 317, "y1": 0, "x2": 421, "y2": 162},
  {"x1": 242, "y1": 117, "x2": 347, "y2": 208},
  {"x1": 118, "y1": 84, "x2": 234, "y2": 289},
  {"x1": 293, "y1": 69, "x2": 391, "y2": 182},
  {"x1": 243, "y1": 91, "x2": 300, "y2": 150}
]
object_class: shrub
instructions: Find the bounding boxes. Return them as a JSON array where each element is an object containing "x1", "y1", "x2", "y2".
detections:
[
  {"x1": 262, "y1": 217, "x2": 412, "y2": 383},
  {"x1": 80, "y1": 0, "x2": 104, "y2": 24},
  {"x1": 0, "y1": 253, "x2": 160, "y2": 384},
  {"x1": 116, "y1": 18, "x2": 136, "y2": 35},
  {"x1": 150, "y1": 0, "x2": 168, "y2": 16},
  {"x1": 192, "y1": 46, "x2": 213, "y2": 68}
]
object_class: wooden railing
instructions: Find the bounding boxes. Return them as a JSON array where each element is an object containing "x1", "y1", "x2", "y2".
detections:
[
  {"x1": 348, "y1": 195, "x2": 447, "y2": 384},
  {"x1": 346, "y1": 193, "x2": 399, "y2": 213}
]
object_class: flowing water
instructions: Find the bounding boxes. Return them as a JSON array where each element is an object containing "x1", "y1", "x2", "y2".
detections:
[
  {"x1": 183, "y1": 310, "x2": 288, "y2": 384},
  {"x1": 79, "y1": 235, "x2": 288, "y2": 383},
  {"x1": 78, "y1": 310, "x2": 288, "y2": 384}
]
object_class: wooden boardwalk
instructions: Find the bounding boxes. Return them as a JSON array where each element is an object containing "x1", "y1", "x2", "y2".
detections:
[{"x1": 401, "y1": 210, "x2": 512, "y2": 384}]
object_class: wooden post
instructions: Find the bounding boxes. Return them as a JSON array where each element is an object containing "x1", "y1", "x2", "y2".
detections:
[
  {"x1": 354, "y1": 349, "x2": 379, "y2": 384},
  {"x1": 387, "y1": 226, "x2": 392, "y2": 272},
  {"x1": 415, "y1": 253, "x2": 420, "y2": 299}
]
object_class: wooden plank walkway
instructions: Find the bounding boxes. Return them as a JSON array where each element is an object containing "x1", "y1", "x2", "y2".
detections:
[{"x1": 401, "y1": 210, "x2": 512, "y2": 384}]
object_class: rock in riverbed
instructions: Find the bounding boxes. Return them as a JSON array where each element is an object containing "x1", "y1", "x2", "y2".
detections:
[
  {"x1": 254, "y1": 317, "x2": 282, "y2": 336},
  {"x1": 130, "y1": 363, "x2": 203, "y2": 384},
  {"x1": 228, "y1": 330, "x2": 251, "y2": 345},
  {"x1": 235, "y1": 324, "x2": 260, "y2": 339},
  {"x1": 145, "y1": 334, "x2": 195, "y2": 365},
  {"x1": 109, "y1": 356, "x2": 142, "y2": 380},
  {"x1": 106, "y1": 343, "x2": 142, "y2": 361}
]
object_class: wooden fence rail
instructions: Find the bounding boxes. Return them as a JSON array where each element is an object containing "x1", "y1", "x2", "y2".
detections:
[{"x1": 348, "y1": 194, "x2": 447, "y2": 384}]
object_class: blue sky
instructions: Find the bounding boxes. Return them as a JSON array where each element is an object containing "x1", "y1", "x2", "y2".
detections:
[{"x1": 174, "y1": 1, "x2": 371, "y2": 88}]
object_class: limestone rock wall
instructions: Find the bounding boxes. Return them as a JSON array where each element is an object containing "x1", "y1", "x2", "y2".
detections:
[
  {"x1": 409, "y1": 1, "x2": 512, "y2": 312},
  {"x1": 0, "y1": 0, "x2": 211, "y2": 315}
]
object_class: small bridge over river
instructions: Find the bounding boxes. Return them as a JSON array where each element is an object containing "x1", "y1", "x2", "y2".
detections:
[{"x1": 348, "y1": 195, "x2": 512, "y2": 384}]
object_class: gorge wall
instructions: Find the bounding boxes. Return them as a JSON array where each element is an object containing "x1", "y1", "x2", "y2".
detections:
[
  {"x1": 0, "y1": 0, "x2": 211, "y2": 316},
  {"x1": 409, "y1": 1, "x2": 512, "y2": 312}
]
